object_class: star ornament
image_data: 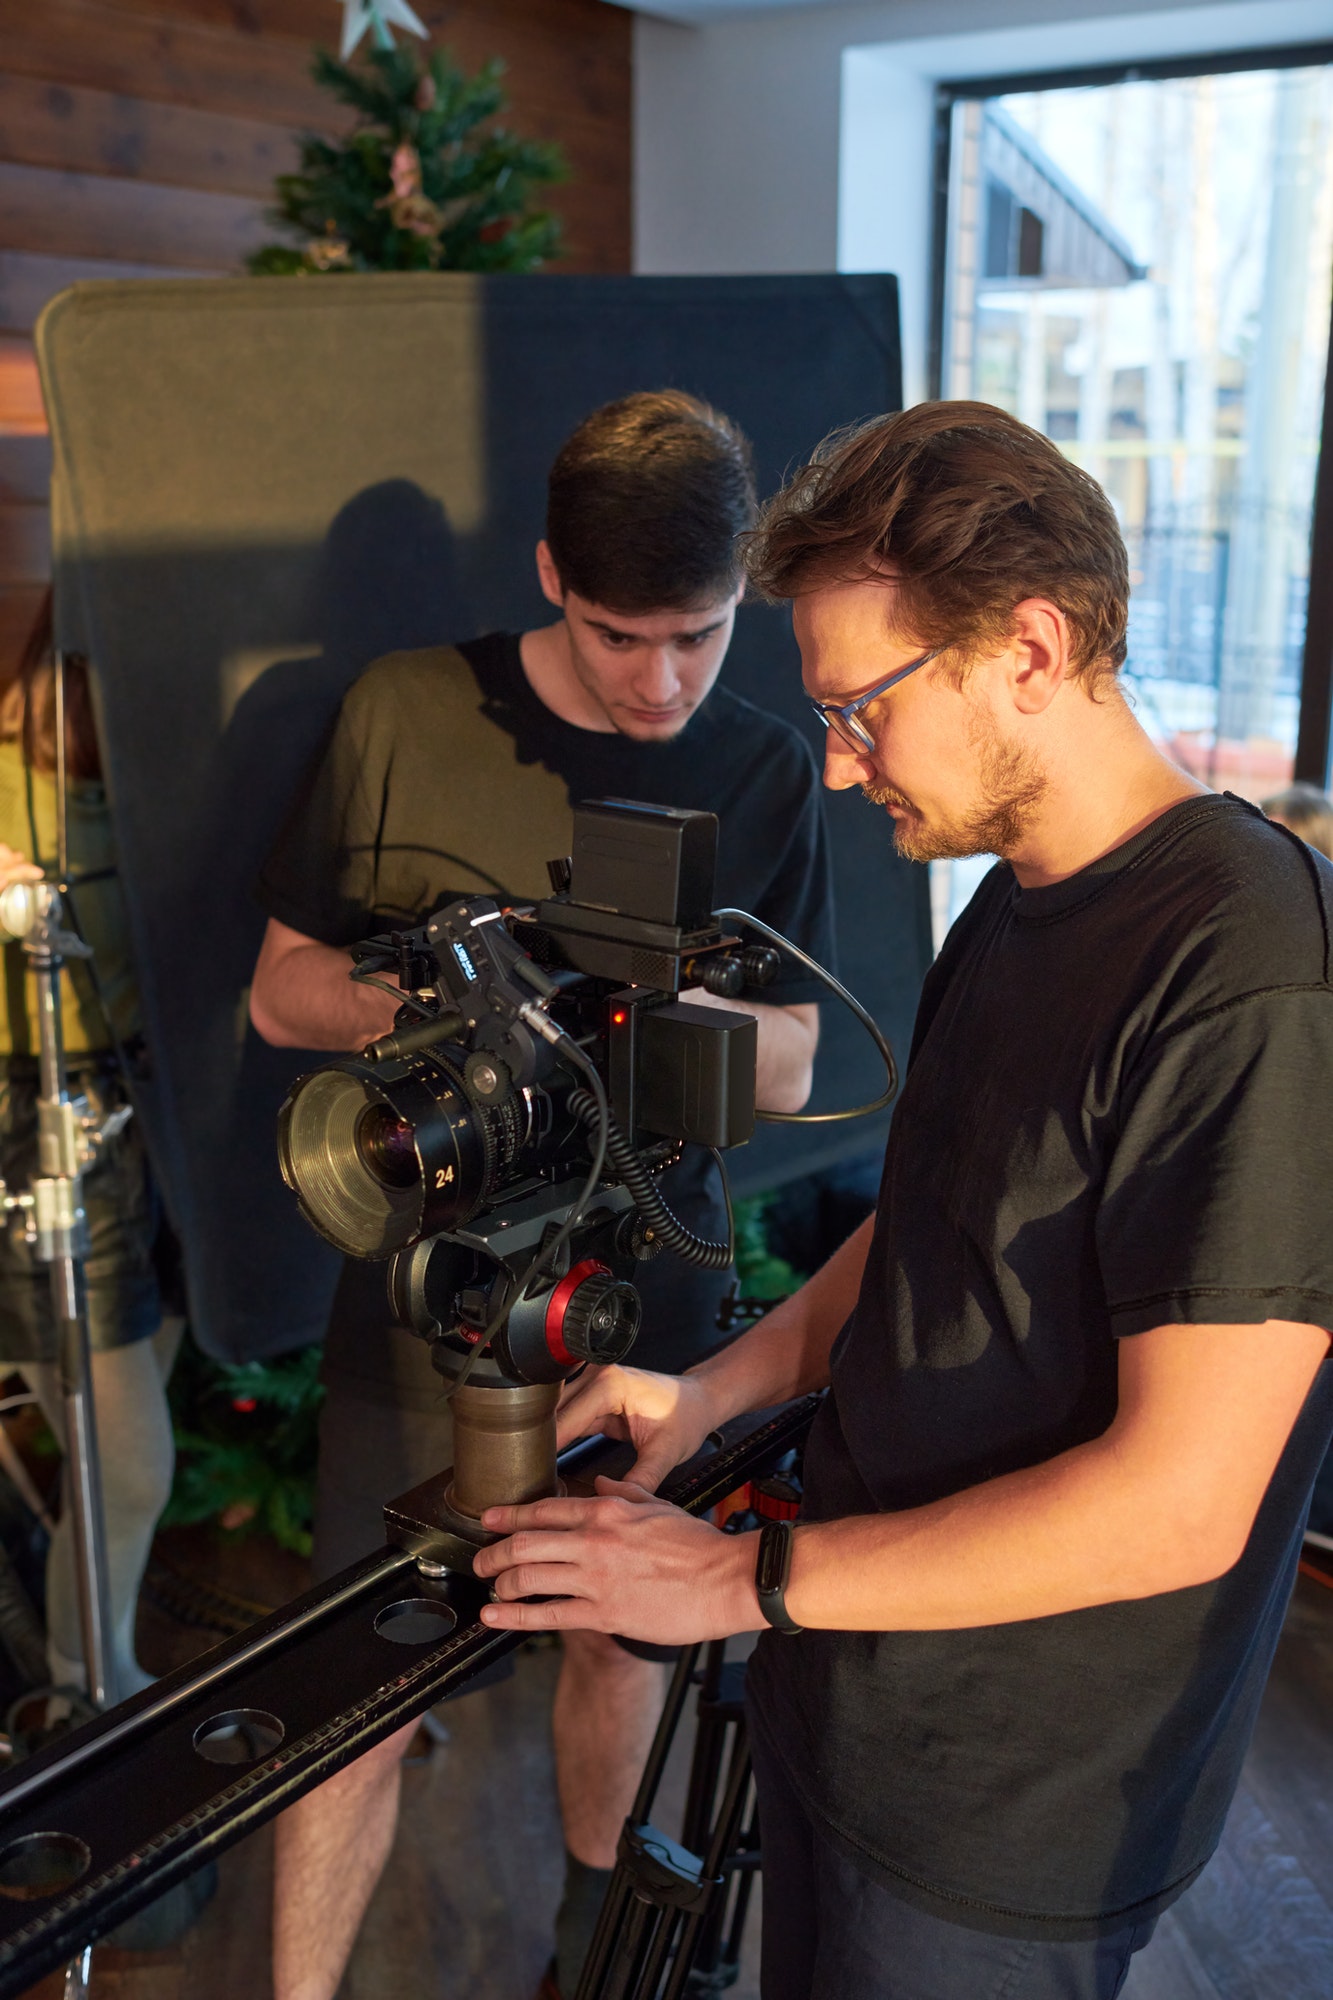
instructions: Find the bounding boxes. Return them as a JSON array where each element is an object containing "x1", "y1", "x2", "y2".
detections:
[{"x1": 339, "y1": 0, "x2": 428, "y2": 60}]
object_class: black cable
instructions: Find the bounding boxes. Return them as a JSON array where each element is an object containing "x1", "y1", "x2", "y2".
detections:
[
  {"x1": 707, "y1": 1144, "x2": 735, "y2": 1262},
  {"x1": 715, "y1": 907, "x2": 898, "y2": 1123},
  {"x1": 349, "y1": 964, "x2": 435, "y2": 1019},
  {"x1": 570, "y1": 1090, "x2": 734, "y2": 1271}
]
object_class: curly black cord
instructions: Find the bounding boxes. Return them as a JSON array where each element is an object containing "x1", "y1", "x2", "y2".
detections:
[{"x1": 568, "y1": 1088, "x2": 734, "y2": 1271}]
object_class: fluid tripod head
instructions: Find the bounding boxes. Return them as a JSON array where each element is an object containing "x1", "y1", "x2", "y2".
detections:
[{"x1": 277, "y1": 801, "x2": 781, "y2": 1560}]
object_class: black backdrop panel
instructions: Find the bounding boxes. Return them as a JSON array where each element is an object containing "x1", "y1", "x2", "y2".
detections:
[{"x1": 37, "y1": 273, "x2": 928, "y2": 1360}]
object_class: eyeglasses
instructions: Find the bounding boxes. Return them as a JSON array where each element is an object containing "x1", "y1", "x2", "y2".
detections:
[{"x1": 808, "y1": 648, "x2": 943, "y2": 752}]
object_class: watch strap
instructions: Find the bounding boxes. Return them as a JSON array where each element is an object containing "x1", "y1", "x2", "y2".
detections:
[{"x1": 755, "y1": 1519, "x2": 803, "y2": 1635}]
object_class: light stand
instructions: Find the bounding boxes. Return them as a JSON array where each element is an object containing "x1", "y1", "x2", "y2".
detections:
[
  {"x1": 0, "y1": 652, "x2": 125, "y2": 2000},
  {"x1": 0, "y1": 870, "x2": 118, "y2": 1714}
]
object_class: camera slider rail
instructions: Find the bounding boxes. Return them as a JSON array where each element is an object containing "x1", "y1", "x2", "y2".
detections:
[{"x1": 0, "y1": 1397, "x2": 820, "y2": 1997}]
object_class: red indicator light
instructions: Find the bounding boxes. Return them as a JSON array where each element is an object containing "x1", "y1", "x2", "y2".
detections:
[{"x1": 612, "y1": 1009, "x2": 628, "y2": 1026}]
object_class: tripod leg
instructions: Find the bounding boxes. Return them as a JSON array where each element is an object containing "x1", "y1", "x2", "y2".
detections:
[
  {"x1": 719, "y1": 1788, "x2": 761, "y2": 1975},
  {"x1": 662, "y1": 1725, "x2": 752, "y2": 2000},
  {"x1": 577, "y1": 1646, "x2": 703, "y2": 2000},
  {"x1": 55, "y1": 1270, "x2": 117, "y2": 1709}
]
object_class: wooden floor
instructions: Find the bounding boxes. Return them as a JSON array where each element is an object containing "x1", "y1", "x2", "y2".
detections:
[{"x1": 17, "y1": 1567, "x2": 1333, "y2": 2000}]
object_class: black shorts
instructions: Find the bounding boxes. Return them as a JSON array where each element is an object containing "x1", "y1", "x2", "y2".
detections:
[{"x1": 0, "y1": 1059, "x2": 164, "y2": 1364}]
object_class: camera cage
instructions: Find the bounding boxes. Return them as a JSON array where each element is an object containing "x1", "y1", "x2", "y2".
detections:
[{"x1": 278, "y1": 802, "x2": 774, "y2": 1392}]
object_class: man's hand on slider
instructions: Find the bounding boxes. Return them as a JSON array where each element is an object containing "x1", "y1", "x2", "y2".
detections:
[
  {"x1": 473, "y1": 1361, "x2": 762, "y2": 1646},
  {"x1": 474, "y1": 1479, "x2": 761, "y2": 1646},
  {"x1": 552, "y1": 1362, "x2": 720, "y2": 1494}
]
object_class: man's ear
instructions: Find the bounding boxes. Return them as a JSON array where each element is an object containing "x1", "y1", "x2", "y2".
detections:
[
  {"x1": 535, "y1": 540, "x2": 566, "y2": 612},
  {"x1": 1007, "y1": 599, "x2": 1070, "y2": 717}
]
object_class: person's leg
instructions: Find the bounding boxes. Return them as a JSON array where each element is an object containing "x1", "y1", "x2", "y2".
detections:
[
  {"x1": 550, "y1": 1630, "x2": 667, "y2": 1993},
  {"x1": 272, "y1": 1383, "x2": 424, "y2": 2000},
  {"x1": 273, "y1": 1720, "x2": 417, "y2": 2000},
  {"x1": 555, "y1": 1631, "x2": 667, "y2": 1864},
  {"x1": 272, "y1": 1371, "x2": 503, "y2": 2000},
  {"x1": 25, "y1": 1318, "x2": 183, "y2": 1696}
]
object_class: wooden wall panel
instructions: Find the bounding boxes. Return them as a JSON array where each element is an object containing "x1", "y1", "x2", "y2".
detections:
[
  {"x1": 0, "y1": 72, "x2": 303, "y2": 198},
  {"x1": 0, "y1": 0, "x2": 633, "y2": 667},
  {"x1": 0, "y1": 584, "x2": 44, "y2": 673},
  {"x1": 0, "y1": 3, "x2": 348, "y2": 129},
  {"x1": 0, "y1": 436, "x2": 52, "y2": 506},
  {"x1": 0, "y1": 338, "x2": 44, "y2": 434},
  {"x1": 0, "y1": 502, "x2": 51, "y2": 586},
  {"x1": 0, "y1": 161, "x2": 270, "y2": 268}
]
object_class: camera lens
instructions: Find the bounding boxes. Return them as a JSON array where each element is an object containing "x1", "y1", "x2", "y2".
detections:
[
  {"x1": 356, "y1": 1104, "x2": 420, "y2": 1190},
  {"x1": 279, "y1": 1059, "x2": 488, "y2": 1260}
]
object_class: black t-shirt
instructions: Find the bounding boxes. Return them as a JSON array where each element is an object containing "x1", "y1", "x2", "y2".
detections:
[
  {"x1": 259, "y1": 633, "x2": 835, "y2": 1400},
  {"x1": 747, "y1": 793, "x2": 1333, "y2": 1940}
]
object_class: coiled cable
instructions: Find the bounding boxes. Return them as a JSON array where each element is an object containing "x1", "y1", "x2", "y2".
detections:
[{"x1": 569, "y1": 1088, "x2": 734, "y2": 1270}]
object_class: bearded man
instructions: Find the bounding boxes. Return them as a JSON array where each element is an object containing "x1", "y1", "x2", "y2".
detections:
[{"x1": 475, "y1": 401, "x2": 1333, "y2": 2000}]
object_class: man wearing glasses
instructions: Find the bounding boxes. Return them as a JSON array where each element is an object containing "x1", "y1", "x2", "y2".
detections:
[
  {"x1": 476, "y1": 402, "x2": 1333, "y2": 1999},
  {"x1": 251, "y1": 390, "x2": 831, "y2": 2000}
]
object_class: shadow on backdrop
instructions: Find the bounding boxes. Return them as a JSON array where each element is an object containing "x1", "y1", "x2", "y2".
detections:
[{"x1": 211, "y1": 480, "x2": 473, "y2": 1357}]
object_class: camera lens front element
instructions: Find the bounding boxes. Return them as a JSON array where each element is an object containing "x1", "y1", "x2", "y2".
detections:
[
  {"x1": 356, "y1": 1102, "x2": 421, "y2": 1190},
  {"x1": 278, "y1": 1056, "x2": 490, "y2": 1260}
]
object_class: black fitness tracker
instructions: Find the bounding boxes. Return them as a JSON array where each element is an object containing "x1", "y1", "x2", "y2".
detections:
[{"x1": 755, "y1": 1518, "x2": 804, "y2": 1635}]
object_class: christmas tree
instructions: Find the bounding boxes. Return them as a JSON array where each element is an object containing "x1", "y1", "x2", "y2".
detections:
[{"x1": 249, "y1": 42, "x2": 566, "y2": 277}]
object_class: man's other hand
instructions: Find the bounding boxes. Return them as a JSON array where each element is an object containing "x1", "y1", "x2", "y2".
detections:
[
  {"x1": 556, "y1": 1364, "x2": 720, "y2": 1494},
  {"x1": 475, "y1": 1480, "x2": 761, "y2": 1644}
]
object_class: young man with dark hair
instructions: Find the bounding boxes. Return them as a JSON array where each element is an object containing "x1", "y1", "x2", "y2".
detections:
[
  {"x1": 475, "y1": 401, "x2": 1333, "y2": 1999},
  {"x1": 250, "y1": 390, "x2": 831, "y2": 2000}
]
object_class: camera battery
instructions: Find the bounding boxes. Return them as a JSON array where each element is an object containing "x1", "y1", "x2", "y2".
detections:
[
  {"x1": 571, "y1": 801, "x2": 718, "y2": 929},
  {"x1": 636, "y1": 1001, "x2": 756, "y2": 1150}
]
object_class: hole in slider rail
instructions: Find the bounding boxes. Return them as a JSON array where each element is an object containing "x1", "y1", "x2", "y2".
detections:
[{"x1": 192, "y1": 1708, "x2": 285, "y2": 1765}]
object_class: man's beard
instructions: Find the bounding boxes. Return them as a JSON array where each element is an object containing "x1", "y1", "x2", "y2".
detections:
[{"x1": 863, "y1": 713, "x2": 1047, "y2": 864}]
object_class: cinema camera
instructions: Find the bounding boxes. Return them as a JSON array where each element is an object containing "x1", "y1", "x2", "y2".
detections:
[{"x1": 278, "y1": 799, "x2": 847, "y2": 1572}]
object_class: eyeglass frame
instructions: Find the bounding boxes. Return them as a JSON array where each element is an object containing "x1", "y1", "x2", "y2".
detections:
[{"x1": 808, "y1": 646, "x2": 944, "y2": 752}]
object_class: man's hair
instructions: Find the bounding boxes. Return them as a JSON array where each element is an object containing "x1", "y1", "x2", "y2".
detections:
[
  {"x1": 1261, "y1": 781, "x2": 1333, "y2": 861},
  {"x1": 745, "y1": 401, "x2": 1129, "y2": 688},
  {"x1": 546, "y1": 390, "x2": 756, "y2": 612}
]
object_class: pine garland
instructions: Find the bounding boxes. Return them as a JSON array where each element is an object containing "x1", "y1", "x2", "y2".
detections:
[
  {"x1": 164, "y1": 1342, "x2": 325, "y2": 1556},
  {"x1": 249, "y1": 44, "x2": 566, "y2": 276},
  {"x1": 733, "y1": 1196, "x2": 806, "y2": 1303}
]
